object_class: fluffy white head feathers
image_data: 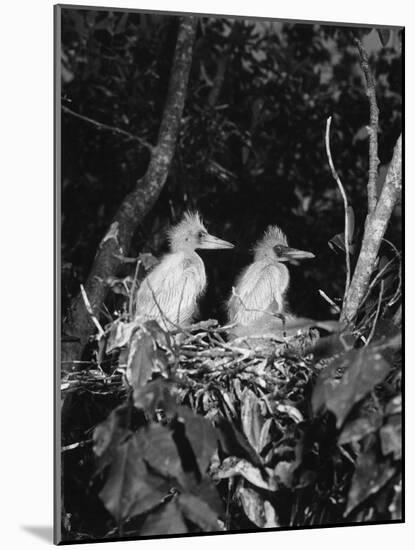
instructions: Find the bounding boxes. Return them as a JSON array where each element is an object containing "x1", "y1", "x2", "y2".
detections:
[{"x1": 254, "y1": 225, "x2": 288, "y2": 261}]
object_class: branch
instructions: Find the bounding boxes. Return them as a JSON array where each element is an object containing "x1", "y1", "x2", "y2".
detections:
[
  {"x1": 62, "y1": 105, "x2": 154, "y2": 152},
  {"x1": 63, "y1": 17, "x2": 198, "y2": 362},
  {"x1": 341, "y1": 134, "x2": 402, "y2": 322},
  {"x1": 80, "y1": 284, "x2": 105, "y2": 338},
  {"x1": 325, "y1": 116, "x2": 351, "y2": 299},
  {"x1": 355, "y1": 39, "x2": 380, "y2": 214}
]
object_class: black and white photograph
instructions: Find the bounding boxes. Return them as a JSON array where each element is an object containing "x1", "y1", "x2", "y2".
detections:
[{"x1": 55, "y1": 4, "x2": 403, "y2": 544}]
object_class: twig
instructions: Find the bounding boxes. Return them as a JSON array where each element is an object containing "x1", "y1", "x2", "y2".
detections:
[
  {"x1": 139, "y1": 279, "x2": 194, "y2": 342},
  {"x1": 325, "y1": 116, "x2": 351, "y2": 301},
  {"x1": 128, "y1": 259, "x2": 142, "y2": 319},
  {"x1": 61, "y1": 360, "x2": 94, "y2": 365},
  {"x1": 62, "y1": 105, "x2": 154, "y2": 152},
  {"x1": 366, "y1": 280, "x2": 385, "y2": 346},
  {"x1": 382, "y1": 237, "x2": 401, "y2": 259},
  {"x1": 80, "y1": 284, "x2": 105, "y2": 338},
  {"x1": 387, "y1": 260, "x2": 402, "y2": 307},
  {"x1": 176, "y1": 276, "x2": 189, "y2": 325},
  {"x1": 318, "y1": 289, "x2": 341, "y2": 313},
  {"x1": 62, "y1": 439, "x2": 93, "y2": 452},
  {"x1": 355, "y1": 39, "x2": 380, "y2": 214},
  {"x1": 359, "y1": 255, "x2": 398, "y2": 308},
  {"x1": 231, "y1": 287, "x2": 286, "y2": 322}
]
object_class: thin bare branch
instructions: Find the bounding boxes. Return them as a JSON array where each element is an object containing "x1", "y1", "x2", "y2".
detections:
[
  {"x1": 325, "y1": 116, "x2": 351, "y2": 300},
  {"x1": 318, "y1": 289, "x2": 341, "y2": 313},
  {"x1": 80, "y1": 284, "x2": 105, "y2": 337},
  {"x1": 62, "y1": 105, "x2": 154, "y2": 152},
  {"x1": 355, "y1": 39, "x2": 380, "y2": 214},
  {"x1": 129, "y1": 259, "x2": 142, "y2": 319},
  {"x1": 366, "y1": 280, "x2": 385, "y2": 346}
]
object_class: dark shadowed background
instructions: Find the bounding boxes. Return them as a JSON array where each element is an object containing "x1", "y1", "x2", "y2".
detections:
[{"x1": 61, "y1": 8, "x2": 402, "y2": 325}]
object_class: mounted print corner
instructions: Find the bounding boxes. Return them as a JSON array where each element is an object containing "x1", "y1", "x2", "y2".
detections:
[{"x1": 55, "y1": 3, "x2": 403, "y2": 544}]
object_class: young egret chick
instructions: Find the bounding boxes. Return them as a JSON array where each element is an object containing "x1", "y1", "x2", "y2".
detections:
[
  {"x1": 135, "y1": 212, "x2": 234, "y2": 329},
  {"x1": 227, "y1": 225, "x2": 314, "y2": 338}
]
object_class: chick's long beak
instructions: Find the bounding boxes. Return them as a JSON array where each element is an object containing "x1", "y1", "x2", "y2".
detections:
[
  {"x1": 198, "y1": 233, "x2": 234, "y2": 250},
  {"x1": 279, "y1": 246, "x2": 315, "y2": 262}
]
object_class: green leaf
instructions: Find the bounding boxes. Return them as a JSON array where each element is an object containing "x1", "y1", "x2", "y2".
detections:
[
  {"x1": 92, "y1": 406, "x2": 132, "y2": 472},
  {"x1": 338, "y1": 414, "x2": 382, "y2": 445},
  {"x1": 236, "y1": 483, "x2": 279, "y2": 528},
  {"x1": 99, "y1": 436, "x2": 169, "y2": 521},
  {"x1": 177, "y1": 407, "x2": 217, "y2": 474},
  {"x1": 312, "y1": 347, "x2": 391, "y2": 427},
  {"x1": 240, "y1": 389, "x2": 264, "y2": 453},
  {"x1": 140, "y1": 424, "x2": 187, "y2": 486},
  {"x1": 106, "y1": 320, "x2": 138, "y2": 353},
  {"x1": 389, "y1": 478, "x2": 402, "y2": 520},
  {"x1": 345, "y1": 447, "x2": 396, "y2": 516},
  {"x1": 133, "y1": 378, "x2": 178, "y2": 415},
  {"x1": 178, "y1": 493, "x2": 222, "y2": 531},
  {"x1": 140, "y1": 500, "x2": 188, "y2": 536},
  {"x1": 385, "y1": 395, "x2": 401, "y2": 416},
  {"x1": 215, "y1": 457, "x2": 278, "y2": 491},
  {"x1": 127, "y1": 330, "x2": 155, "y2": 392},
  {"x1": 215, "y1": 416, "x2": 263, "y2": 469},
  {"x1": 305, "y1": 331, "x2": 356, "y2": 359},
  {"x1": 188, "y1": 476, "x2": 224, "y2": 517},
  {"x1": 380, "y1": 414, "x2": 401, "y2": 459},
  {"x1": 377, "y1": 28, "x2": 392, "y2": 46}
]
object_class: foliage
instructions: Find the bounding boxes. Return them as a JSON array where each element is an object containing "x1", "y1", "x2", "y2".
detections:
[
  {"x1": 59, "y1": 8, "x2": 402, "y2": 542},
  {"x1": 61, "y1": 303, "x2": 401, "y2": 540}
]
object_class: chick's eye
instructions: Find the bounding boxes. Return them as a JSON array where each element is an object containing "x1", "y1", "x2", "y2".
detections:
[
  {"x1": 198, "y1": 231, "x2": 205, "y2": 239},
  {"x1": 274, "y1": 245, "x2": 282, "y2": 256}
]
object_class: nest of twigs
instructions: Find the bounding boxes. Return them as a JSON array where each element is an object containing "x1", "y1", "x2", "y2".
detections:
[{"x1": 62, "y1": 318, "x2": 320, "y2": 419}]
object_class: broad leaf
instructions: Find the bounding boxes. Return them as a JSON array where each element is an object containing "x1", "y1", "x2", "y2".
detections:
[
  {"x1": 106, "y1": 320, "x2": 138, "y2": 353},
  {"x1": 240, "y1": 388, "x2": 264, "y2": 452},
  {"x1": 140, "y1": 500, "x2": 188, "y2": 536},
  {"x1": 133, "y1": 378, "x2": 178, "y2": 415},
  {"x1": 99, "y1": 436, "x2": 169, "y2": 521},
  {"x1": 140, "y1": 423, "x2": 187, "y2": 486},
  {"x1": 258, "y1": 418, "x2": 274, "y2": 454},
  {"x1": 338, "y1": 413, "x2": 382, "y2": 445},
  {"x1": 380, "y1": 414, "x2": 401, "y2": 459},
  {"x1": 142, "y1": 319, "x2": 172, "y2": 351},
  {"x1": 312, "y1": 347, "x2": 391, "y2": 427},
  {"x1": 187, "y1": 476, "x2": 224, "y2": 517},
  {"x1": 127, "y1": 330, "x2": 155, "y2": 391},
  {"x1": 178, "y1": 493, "x2": 222, "y2": 531},
  {"x1": 215, "y1": 457, "x2": 278, "y2": 491},
  {"x1": 345, "y1": 447, "x2": 396, "y2": 516},
  {"x1": 377, "y1": 28, "x2": 392, "y2": 46},
  {"x1": 92, "y1": 406, "x2": 132, "y2": 472},
  {"x1": 305, "y1": 331, "x2": 356, "y2": 359},
  {"x1": 236, "y1": 483, "x2": 279, "y2": 528},
  {"x1": 177, "y1": 406, "x2": 217, "y2": 474},
  {"x1": 215, "y1": 416, "x2": 263, "y2": 468}
]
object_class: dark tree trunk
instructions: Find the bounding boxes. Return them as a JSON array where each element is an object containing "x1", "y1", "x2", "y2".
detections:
[{"x1": 62, "y1": 17, "x2": 198, "y2": 362}]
